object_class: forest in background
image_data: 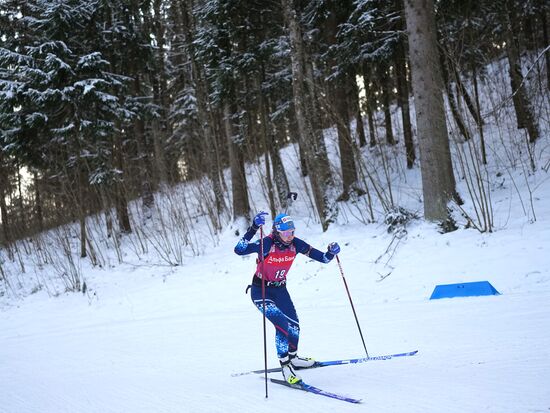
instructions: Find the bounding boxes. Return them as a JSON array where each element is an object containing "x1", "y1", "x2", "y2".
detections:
[{"x1": 1, "y1": 0, "x2": 549, "y2": 277}]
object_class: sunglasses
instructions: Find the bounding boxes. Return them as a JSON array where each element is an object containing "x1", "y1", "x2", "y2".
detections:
[{"x1": 278, "y1": 229, "x2": 295, "y2": 238}]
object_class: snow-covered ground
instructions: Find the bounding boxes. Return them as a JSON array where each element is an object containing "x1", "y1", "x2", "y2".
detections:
[
  {"x1": 0, "y1": 206, "x2": 550, "y2": 413},
  {"x1": 2, "y1": 172, "x2": 550, "y2": 412},
  {"x1": 2, "y1": 66, "x2": 550, "y2": 411}
]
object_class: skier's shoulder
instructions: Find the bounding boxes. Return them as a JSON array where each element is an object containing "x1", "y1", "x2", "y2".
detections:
[{"x1": 292, "y1": 236, "x2": 310, "y2": 252}]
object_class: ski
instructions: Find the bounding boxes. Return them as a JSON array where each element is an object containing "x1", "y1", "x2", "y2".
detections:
[
  {"x1": 270, "y1": 378, "x2": 362, "y2": 404},
  {"x1": 232, "y1": 350, "x2": 418, "y2": 377},
  {"x1": 310, "y1": 349, "x2": 419, "y2": 369}
]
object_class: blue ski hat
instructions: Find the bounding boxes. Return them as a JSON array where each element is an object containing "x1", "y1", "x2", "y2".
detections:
[{"x1": 273, "y1": 213, "x2": 295, "y2": 231}]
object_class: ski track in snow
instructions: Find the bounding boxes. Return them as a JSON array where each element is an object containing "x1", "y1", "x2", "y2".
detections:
[{"x1": 2, "y1": 273, "x2": 550, "y2": 412}]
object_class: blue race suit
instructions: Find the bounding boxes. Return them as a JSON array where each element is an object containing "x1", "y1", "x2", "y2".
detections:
[{"x1": 234, "y1": 224, "x2": 335, "y2": 358}]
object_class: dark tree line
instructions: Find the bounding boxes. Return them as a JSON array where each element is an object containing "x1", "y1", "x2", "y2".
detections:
[{"x1": 1, "y1": 0, "x2": 548, "y2": 252}]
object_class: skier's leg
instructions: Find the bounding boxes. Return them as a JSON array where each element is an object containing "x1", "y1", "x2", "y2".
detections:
[
  {"x1": 250, "y1": 285, "x2": 304, "y2": 384},
  {"x1": 250, "y1": 285, "x2": 290, "y2": 358},
  {"x1": 276, "y1": 288, "x2": 315, "y2": 368},
  {"x1": 274, "y1": 287, "x2": 300, "y2": 354}
]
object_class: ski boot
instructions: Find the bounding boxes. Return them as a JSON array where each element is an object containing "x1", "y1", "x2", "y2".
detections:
[
  {"x1": 279, "y1": 355, "x2": 302, "y2": 384},
  {"x1": 289, "y1": 351, "x2": 316, "y2": 369}
]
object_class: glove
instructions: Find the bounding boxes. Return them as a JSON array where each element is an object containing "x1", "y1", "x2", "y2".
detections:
[
  {"x1": 253, "y1": 211, "x2": 269, "y2": 228},
  {"x1": 327, "y1": 242, "x2": 340, "y2": 255}
]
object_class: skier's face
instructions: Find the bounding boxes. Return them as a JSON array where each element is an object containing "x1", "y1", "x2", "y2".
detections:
[{"x1": 278, "y1": 229, "x2": 295, "y2": 243}]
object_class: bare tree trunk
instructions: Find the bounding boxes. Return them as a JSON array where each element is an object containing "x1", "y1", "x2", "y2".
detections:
[
  {"x1": 203, "y1": 94, "x2": 226, "y2": 221},
  {"x1": 541, "y1": 7, "x2": 550, "y2": 91},
  {"x1": 132, "y1": 76, "x2": 155, "y2": 217},
  {"x1": 367, "y1": 110, "x2": 377, "y2": 147},
  {"x1": 212, "y1": 106, "x2": 229, "y2": 193},
  {"x1": 287, "y1": 110, "x2": 309, "y2": 176},
  {"x1": 440, "y1": 52, "x2": 471, "y2": 141},
  {"x1": 379, "y1": 64, "x2": 395, "y2": 145},
  {"x1": 472, "y1": 67, "x2": 487, "y2": 164},
  {"x1": 76, "y1": 165, "x2": 87, "y2": 258},
  {"x1": 404, "y1": 0, "x2": 458, "y2": 223},
  {"x1": 114, "y1": 130, "x2": 132, "y2": 233},
  {"x1": 395, "y1": 36, "x2": 416, "y2": 168},
  {"x1": 79, "y1": 211, "x2": 87, "y2": 258},
  {"x1": 257, "y1": 74, "x2": 277, "y2": 217},
  {"x1": 0, "y1": 192, "x2": 8, "y2": 245},
  {"x1": 99, "y1": 186, "x2": 113, "y2": 238},
  {"x1": 334, "y1": 75, "x2": 359, "y2": 199},
  {"x1": 268, "y1": 103, "x2": 291, "y2": 209},
  {"x1": 270, "y1": 124, "x2": 291, "y2": 210},
  {"x1": 504, "y1": 1, "x2": 540, "y2": 143},
  {"x1": 33, "y1": 171, "x2": 44, "y2": 233},
  {"x1": 114, "y1": 185, "x2": 131, "y2": 233},
  {"x1": 0, "y1": 159, "x2": 10, "y2": 245},
  {"x1": 151, "y1": 0, "x2": 170, "y2": 184},
  {"x1": 200, "y1": 87, "x2": 224, "y2": 216},
  {"x1": 352, "y1": 79, "x2": 368, "y2": 147},
  {"x1": 304, "y1": 59, "x2": 332, "y2": 173},
  {"x1": 362, "y1": 64, "x2": 378, "y2": 147},
  {"x1": 281, "y1": 0, "x2": 337, "y2": 230},
  {"x1": 224, "y1": 101, "x2": 250, "y2": 220},
  {"x1": 453, "y1": 66, "x2": 482, "y2": 128},
  {"x1": 344, "y1": 70, "x2": 367, "y2": 147},
  {"x1": 325, "y1": 12, "x2": 359, "y2": 198},
  {"x1": 16, "y1": 169, "x2": 24, "y2": 227},
  {"x1": 151, "y1": 119, "x2": 169, "y2": 184}
]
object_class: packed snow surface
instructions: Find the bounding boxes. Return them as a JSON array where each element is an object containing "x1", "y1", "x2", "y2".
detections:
[{"x1": 2, "y1": 195, "x2": 550, "y2": 412}]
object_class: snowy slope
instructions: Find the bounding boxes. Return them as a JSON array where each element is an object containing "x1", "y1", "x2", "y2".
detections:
[{"x1": 2, "y1": 195, "x2": 550, "y2": 412}]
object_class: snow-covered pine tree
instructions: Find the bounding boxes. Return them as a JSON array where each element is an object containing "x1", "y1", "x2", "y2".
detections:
[{"x1": 0, "y1": 0, "x2": 138, "y2": 250}]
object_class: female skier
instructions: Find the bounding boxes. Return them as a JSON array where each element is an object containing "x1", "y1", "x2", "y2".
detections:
[{"x1": 234, "y1": 211, "x2": 341, "y2": 384}]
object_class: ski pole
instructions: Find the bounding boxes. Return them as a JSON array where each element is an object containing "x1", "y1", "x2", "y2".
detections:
[
  {"x1": 335, "y1": 255, "x2": 369, "y2": 358},
  {"x1": 259, "y1": 225, "x2": 268, "y2": 398}
]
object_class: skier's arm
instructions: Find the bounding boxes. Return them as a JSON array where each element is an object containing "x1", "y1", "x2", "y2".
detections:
[
  {"x1": 234, "y1": 224, "x2": 272, "y2": 256},
  {"x1": 293, "y1": 237, "x2": 336, "y2": 263}
]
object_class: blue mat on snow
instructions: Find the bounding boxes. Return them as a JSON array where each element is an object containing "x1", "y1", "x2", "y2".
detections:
[{"x1": 430, "y1": 281, "x2": 500, "y2": 300}]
